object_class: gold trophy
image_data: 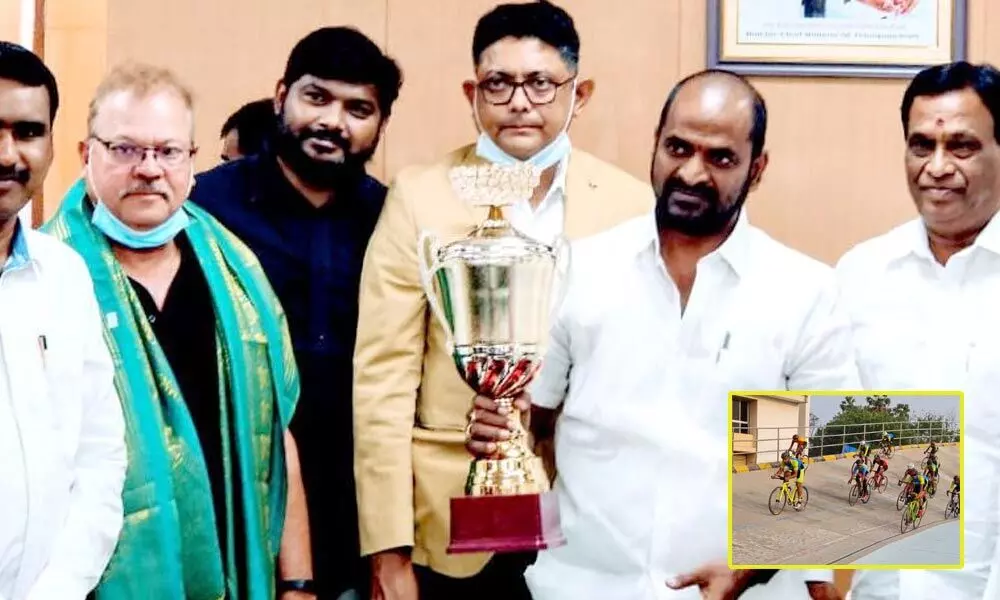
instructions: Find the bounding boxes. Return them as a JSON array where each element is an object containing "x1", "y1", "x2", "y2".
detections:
[{"x1": 417, "y1": 162, "x2": 568, "y2": 553}]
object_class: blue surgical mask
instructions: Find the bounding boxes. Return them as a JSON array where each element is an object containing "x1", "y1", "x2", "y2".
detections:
[
  {"x1": 474, "y1": 79, "x2": 576, "y2": 170},
  {"x1": 91, "y1": 200, "x2": 190, "y2": 249},
  {"x1": 86, "y1": 145, "x2": 193, "y2": 249}
]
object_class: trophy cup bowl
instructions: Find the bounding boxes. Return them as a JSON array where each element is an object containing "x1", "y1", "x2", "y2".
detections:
[{"x1": 417, "y1": 162, "x2": 568, "y2": 554}]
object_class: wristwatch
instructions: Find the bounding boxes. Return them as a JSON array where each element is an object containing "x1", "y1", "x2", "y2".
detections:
[{"x1": 277, "y1": 579, "x2": 316, "y2": 594}]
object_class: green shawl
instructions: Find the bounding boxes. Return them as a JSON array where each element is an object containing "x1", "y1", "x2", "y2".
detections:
[{"x1": 43, "y1": 179, "x2": 299, "y2": 599}]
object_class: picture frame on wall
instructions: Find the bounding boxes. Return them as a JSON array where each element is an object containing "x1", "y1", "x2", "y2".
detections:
[{"x1": 707, "y1": 0, "x2": 968, "y2": 78}]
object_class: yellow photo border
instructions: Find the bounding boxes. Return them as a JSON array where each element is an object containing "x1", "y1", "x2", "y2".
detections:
[{"x1": 727, "y1": 389, "x2": 965, "y2": 571}]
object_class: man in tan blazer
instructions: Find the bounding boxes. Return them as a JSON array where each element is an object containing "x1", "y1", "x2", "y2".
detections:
[{"x1": 353, "y1": 3, "x2": 651, "y2": 599}]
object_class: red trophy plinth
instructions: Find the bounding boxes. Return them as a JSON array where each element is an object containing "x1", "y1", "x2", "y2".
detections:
[{"x1": 447, "y1": 435, "x2": 566, "y2": 554}]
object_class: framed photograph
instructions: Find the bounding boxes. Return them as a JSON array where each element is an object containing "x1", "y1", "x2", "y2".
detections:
[{"x1": 707, "y1": 0, "x2": 968, "y2": 78}]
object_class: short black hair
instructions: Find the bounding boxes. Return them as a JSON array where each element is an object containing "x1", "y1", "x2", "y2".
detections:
[
  {"x1": 0, "y1": 41, "x2": 59, "y2": 123},
  {"x1": 900, "y1": 61, "x2": 1000, "y2": 142},
  {"x1": 472, "y1": 1, "x2": 580, "y2": 71},
  {"x1": 656, "y1": 69, "x2": 768, "y2": 159},
  {"x1": 220, "y1": 98, "x2": 274, "y2": 156},
  {"x1": 282, "y1": 26, "x2": 403, "y2": 118}
]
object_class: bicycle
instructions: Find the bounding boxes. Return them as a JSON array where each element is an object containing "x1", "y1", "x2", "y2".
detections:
[
  {"x1": 945, "y1": 492, "x2": 960, "y2": 519},
  {"x1": 879, "y1": 440, "x2": 894, "y2": 458},
  {"x1": 900, "y1": 493, "x2": 925, "y2": 534},
  {"x1": 768, "y1": 473, "x2": 809, "y2": 515},
  {"x1": 868, "y1": 469, "x2": 888, "y2": 494},
  {"x1": 848, "y1": 474, "x2": 871, "y2": 506},
  {"x1": 896, "y1": 482, "x2": 912, "y2": 511}
]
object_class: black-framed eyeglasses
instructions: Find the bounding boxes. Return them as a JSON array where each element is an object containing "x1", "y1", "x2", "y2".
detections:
[
  {"x1": 477, "y1": 75, "x2": 575, "y2": 106},
  {"x1": 90, "y1": 136, "x2": 197, "y2": 168}
]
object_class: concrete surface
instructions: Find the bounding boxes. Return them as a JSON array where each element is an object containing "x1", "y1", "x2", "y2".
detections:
[
  {"x1": 851, "y1": 520, "x2": 960, "y2": 565},
  {"x1": 731, "y1": 445, "x2": 959, "y2": 566}
]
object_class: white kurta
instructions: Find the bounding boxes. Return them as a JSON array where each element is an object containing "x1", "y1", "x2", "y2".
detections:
[
  {"x1": 837, "y1": 215, "x2": 1000, "y2": 600},
  {"x1": 527, "y1": 212, "x2": 861, "y2": 600},
  {"x1": 0, "y1": 228, "x2": 126, "y2": 600}
]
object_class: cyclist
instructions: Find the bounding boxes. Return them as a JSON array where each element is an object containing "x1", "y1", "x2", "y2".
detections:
[
  {"x1": 924, "y1": 440, "x2": 938, "y2": 460},
  {"x1": 899, "y1": 464, "x2": 928, "y2": 517},
  {"x1": 788, "y1": 434, "x2": 808, "y2": 459},
  {"x1": 948, "y1": 475, "x2": 960, "y2": 507},
  {"x1": 879, "y1": 430, "x2": 893, "y2": 452},
  {"x1": 780, "y1": 451, "x2": 807, "y2": 507},
  {"x1": 848, "y1": 456, "x2": 870, "y2": 498},
  {"x1": 856, "y1": 439, "x2": 872, "y2": 465},
  {"x1": 925, "y1": 453, "x2": 940, "y2": 489},
  {"x1": 871, "y1": 451, "x2": 889, "y2": 486}
]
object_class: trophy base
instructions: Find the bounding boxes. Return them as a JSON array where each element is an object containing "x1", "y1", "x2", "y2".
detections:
[{"x1": 447, "y1": 491, "x2": 566, "y2": 554}]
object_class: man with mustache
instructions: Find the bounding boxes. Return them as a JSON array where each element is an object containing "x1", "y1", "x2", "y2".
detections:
[
  {"x1": 466, "y1": 70, "x2": 856, "y2": 600},
  {"x1": 0, "y1": 41, "x2": 126, "y2": 600},
  {"x1": 42, "y1": 63, "x2": 311, "y2": 600},
  {"x1": 191, "y1": 27, "x2": 402, "y2": 600},
  {"x1": 352, "y1": 3, "x2": 651, "y2": 599},
  {"x1": 837, "y1": 61, "x2": 1000, "y2": 600}
]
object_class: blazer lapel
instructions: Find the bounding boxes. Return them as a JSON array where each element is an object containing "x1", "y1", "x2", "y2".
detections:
[{"x1": 562, "y1": 151, "x2": 602, "y2": 240}]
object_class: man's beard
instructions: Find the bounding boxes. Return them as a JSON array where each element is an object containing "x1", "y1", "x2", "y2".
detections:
[
  {"x1": 274, "y1": 111, "x2": 377, "y2": 190},
  {"x1": 654, "y1": 173, "x2": 751, "y2": 237}
]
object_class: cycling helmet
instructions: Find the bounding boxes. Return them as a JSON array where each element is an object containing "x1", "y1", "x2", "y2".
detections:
[
  {"x1": 792, "y1": 434, "x2": 800, "y2": 442},
  {"x1": 907, "y1": 463, "x2": 915, "y2": 471},
  {"x1": 781, "y1": 451, "x2": 790, "y2": 460}
]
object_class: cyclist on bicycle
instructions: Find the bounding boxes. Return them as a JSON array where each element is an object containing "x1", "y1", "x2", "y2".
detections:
[
  {"x1": 871, "y1": 451, "x2": 889, "y2": 484},
  {"x1": 899, "y1": 464, "x2": 928, "y2": 517},
  {"x1": 925, "y1": 453, "x2": 940, "y2": 487},
  {"x1": 788, "y1": 434, "x2": 808, "y2": 459},
  {"x1": 880, "y1": 430, "x2": 893, "y2": 450},
  {"x1": 948, "y1": 474, "x2": 960, "y2": 498},
  {"x1": 780, "y1": 451, "x2": 806, "y2": 507},
  {"x1": 856, "y1": 440, "x2": 872, "y2": 465},
  {"x1": 924, "y1": 440, "x2": 938, "y2": 459},
  {"x1": 848, "y1": 456, "x2": 870, "y2": 498}
]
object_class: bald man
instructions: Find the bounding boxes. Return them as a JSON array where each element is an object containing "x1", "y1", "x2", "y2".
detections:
[{"x1": 465, "y1": 69, "x2": 857, "y2": 600}]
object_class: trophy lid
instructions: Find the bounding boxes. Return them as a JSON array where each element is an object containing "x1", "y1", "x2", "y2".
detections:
[{"x1": 441, "y1": 162, "x2": 556, "y2": 265}]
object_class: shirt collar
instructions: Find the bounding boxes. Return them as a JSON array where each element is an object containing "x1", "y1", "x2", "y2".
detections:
[
  {"x1": 646, "y1": 209, "x2": 753, "y2": 278},
  {"x1": 888, "y1": 210, "x2": 1000, "y2": 265},
  {"x1": 2, "y1": 218, "x2": 31, "y2": 272}
]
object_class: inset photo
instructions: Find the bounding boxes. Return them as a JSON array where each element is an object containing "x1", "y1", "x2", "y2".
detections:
[{"x1": 729, "y1": 391, "x2": 963, "y2": 569}]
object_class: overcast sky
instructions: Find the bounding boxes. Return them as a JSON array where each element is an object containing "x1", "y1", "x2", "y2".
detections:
[{"x1": 809, "y1": 394, "x2": 961, "y2": 426}]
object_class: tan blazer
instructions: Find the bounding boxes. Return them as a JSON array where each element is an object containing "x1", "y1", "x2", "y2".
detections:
[{"x1": 353, "y1": 143, "x2": 653, "y2": 578}]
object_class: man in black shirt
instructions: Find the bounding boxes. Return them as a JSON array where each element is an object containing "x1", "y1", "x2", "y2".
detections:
[{"x1": 192, "y1": 26, "x2": 402, "y2": 600}]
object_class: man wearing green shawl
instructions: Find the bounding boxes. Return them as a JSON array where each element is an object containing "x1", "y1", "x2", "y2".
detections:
[{"x1": 42, "y1": 63, "x2": 315, "y2": 600}]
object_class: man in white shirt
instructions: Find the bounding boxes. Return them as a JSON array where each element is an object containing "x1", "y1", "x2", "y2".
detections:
[
  {"x1": 0, "y1": 41, "x2": 126, "y2": 600},
  {"x1": 837, "y1": 61, "x2": 1000, "y2": 600},
  {"x1": 468, "y1": 70, "x2": 855, "y2": 599}
]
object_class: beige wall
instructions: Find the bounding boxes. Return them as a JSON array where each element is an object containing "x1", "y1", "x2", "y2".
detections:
[
  {"x1": 24, "y1": 0, "x2": 1000, "y2": 266},
  {"x1": 754, "y1": 398, "x2": 801, "y2": 463},
  {"x1": 0, "y1": 0, "x2": 21, "y2": 44}
]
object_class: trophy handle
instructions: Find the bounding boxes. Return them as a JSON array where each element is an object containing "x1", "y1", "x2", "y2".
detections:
[
  {"x1": 549, "y1": 235, "x2": 572, "y2": 325},
  {"x1": 417, "y1": 230, "x2": 455, "y2": 351}
]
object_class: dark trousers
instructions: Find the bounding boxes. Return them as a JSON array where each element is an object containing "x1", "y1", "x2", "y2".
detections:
[{"x1": 414, "y1": 552, "x2": 536, "y2": 600}]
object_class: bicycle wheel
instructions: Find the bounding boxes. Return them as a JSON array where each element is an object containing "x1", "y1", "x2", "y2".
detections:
[
  {"x1": 900, "y1": 507, "x2": 909, "y2": 534},
  {"x1": 886, "y1": 445, "x2": 894, "y2": 458},
  {"x1": 795, "y1": 486, "x2": 809, "y2": 511},
  {"x1": 876, "y1": 474, "x2": 888, "y2": 494},
  {"x1": 945, "y1": 499, "x2": 957, "y2": 519},
  {"x1": 920, "y1": 457, "x2": 929, "y2": 470},
  {"x1": 914, "y1": 504, "x2": 924, "y2": 528},
  {"x1": 768, "y1": 486, "x2": 786, "y2": 515},
  {"x1": 897, "y1": 489, "x2": 908, "y2": 511},
  {"x1": 860, "y1": 483, "x2": 871, "y2": 504},
  {"x1": 928, "y1": 479, "x2": 937, "y2": 498},
  {"x1": 848, "y1": 483, "x2": 859, "y2": 506}
]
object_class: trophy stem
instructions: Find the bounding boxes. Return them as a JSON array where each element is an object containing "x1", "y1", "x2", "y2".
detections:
[{"x1": 466, "y1": 400, "x2": 549, "y2": 497}]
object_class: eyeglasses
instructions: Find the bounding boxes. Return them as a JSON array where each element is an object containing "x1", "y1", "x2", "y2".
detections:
[
  {"x1": 91, "y1": 136, "x2": 197, "y2": 168},
  {"x1": 477, "y1": 75, "x2": 574, "y2": 106}
]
